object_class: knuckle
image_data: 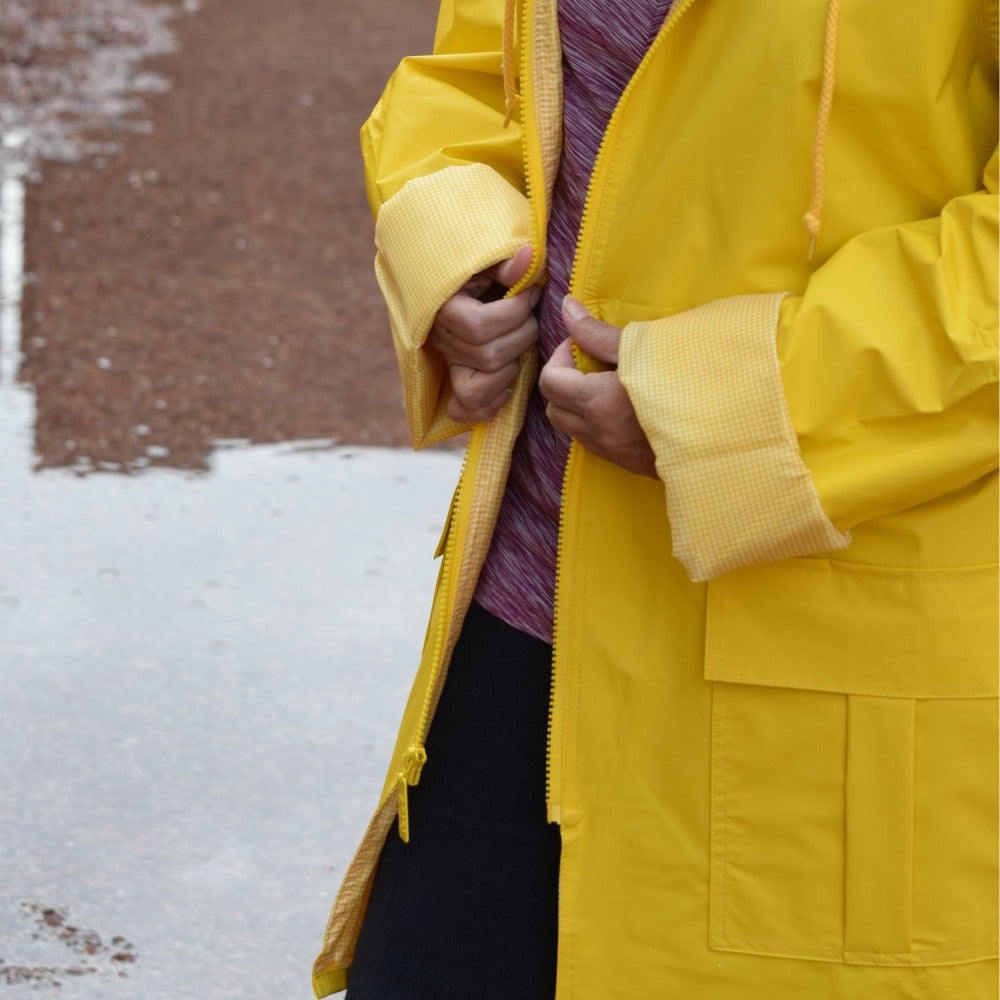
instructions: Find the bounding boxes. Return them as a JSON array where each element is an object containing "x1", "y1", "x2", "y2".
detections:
[
  {"x1": 464, "y1": 312, "x2": 493, "y2": 345},
  {"x1": 454, "y1": 378, "x2": 490, "y2": 410},
  {"x1": 477, "y1": 339, "x2": 509, "y2": 373}
]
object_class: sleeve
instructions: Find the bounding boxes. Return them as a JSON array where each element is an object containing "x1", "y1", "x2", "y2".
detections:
[
  {"x1": 618, "y1": 148, "x2": 998, "y2": 582},
  {"x1": 360, "y1": 0, "x2": 535, "y2": 448}
]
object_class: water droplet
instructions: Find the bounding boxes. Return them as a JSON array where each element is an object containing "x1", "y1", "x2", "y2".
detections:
[
  {"x1": 145, "y1": 445, "x2": 170, "y2": 459},
  {"x1": 2, "y1": 595, "x2": 20, "y2": 608},
  {"x1": 96, "y1": 357, "x2": 112, "y2": 370},
  {"x1": 211, "y1": 640, "x2": 230, "y2": 654},
  {"x1": 189, "y1": 598, "x2": 206, "y2": 610},
  {"x1": 234, "y1": 237, "x2": 247, "y2": 251},
  {"x1": 98, "y1": 568, "x2": 119, "y2": 580},
  {"x1": 31, "y1": 336, "x2": 46, "y2": 348},
  {"x1": 133, "y1": 424, "x2": 150, "y2": 437}
]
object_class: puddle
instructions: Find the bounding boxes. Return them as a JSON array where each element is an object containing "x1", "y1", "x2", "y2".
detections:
[
  {"x1": 0, "y1": 5, "x2": 464, "y2": 995},
  {"x1": 0, "y1": 161, "x2": 460, "y2": 992}
]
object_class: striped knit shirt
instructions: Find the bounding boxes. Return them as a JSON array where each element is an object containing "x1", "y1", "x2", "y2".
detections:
[{"x1": 475, "y1": 0, "x2": 675, "y2": 643}]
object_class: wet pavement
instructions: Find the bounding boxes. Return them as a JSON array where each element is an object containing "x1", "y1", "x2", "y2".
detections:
[
  {"x1": 1, "y1": 0, "x2": 457, "y2": 996},
  {"x1": 0, "y1": 409, "x2": 459, "y2": 997}
]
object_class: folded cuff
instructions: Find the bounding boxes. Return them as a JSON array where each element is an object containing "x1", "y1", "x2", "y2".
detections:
[
  {"x1": 374, "y1": 163, "x2": 534, "y2": 447},
  {"x1": 618, "y1": 293, "x2": 850, "y2": 580}
]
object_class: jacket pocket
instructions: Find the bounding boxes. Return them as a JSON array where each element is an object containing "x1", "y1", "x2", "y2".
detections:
[{"x1": 704, "y1": 558, "x2": 998, "y2": 967}]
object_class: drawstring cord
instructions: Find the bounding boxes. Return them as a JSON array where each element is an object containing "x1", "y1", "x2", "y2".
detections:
[
  {"x1": 803, "y1": 0, "x2": 841, "y2": 259},
  {"x1": 502, "y1": 0, "x2": 521, "y2": 128}
]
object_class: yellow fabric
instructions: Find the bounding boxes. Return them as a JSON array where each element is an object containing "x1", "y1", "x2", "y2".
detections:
[
  {"x1": 373, "y1": 163, "x2": 534, "y2": 446},
  {"x1": 619, "y1": 294, "x2": 850, "y2": 580},
  {"x1": 315, "y1": 0, "x2": 999, "y2": 996}
]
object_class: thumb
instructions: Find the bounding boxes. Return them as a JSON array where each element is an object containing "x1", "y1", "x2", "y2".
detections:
[
  {"x1": 488, "y1": 244, "x2": 534, "y2": 290},
  {"x1": 562, "y1": 295, "x2": 621, "y2": 365}
]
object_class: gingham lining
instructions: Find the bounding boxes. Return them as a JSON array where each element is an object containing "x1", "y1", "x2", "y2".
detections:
[{"x1": 618, "y1": 292, "x2": 850, "y2": 581}]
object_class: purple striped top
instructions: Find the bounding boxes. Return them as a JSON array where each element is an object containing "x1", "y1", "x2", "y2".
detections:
[{"x1": 475, "y1": 0, "x2": 674, "y2": 643}]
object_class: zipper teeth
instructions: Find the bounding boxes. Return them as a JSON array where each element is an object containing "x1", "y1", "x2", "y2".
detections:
[
  {"x1": 410, "y1": 0, "x2": 550, "y2": 788},
  {"x1": 546, "y1": 440, "x2": 576, "y2": 816},
  {"x1": 413, "y1": 437, "x2": 473, "y2": 748},
  {"x1": 565, "y1": 0, "x2": 698, "y2": 310},
  {"x1": 510, "y1": 0, "x2": 545, "y2": 296},
  {"x1": 547, "y1": 0, "x2": 699, "y2": 816}
]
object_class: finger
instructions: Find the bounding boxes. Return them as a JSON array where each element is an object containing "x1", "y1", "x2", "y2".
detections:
[
  {"x1": 449, "y1": 360, "x2": 520, "y2": 412},
  {"x1": 461, "y1": 272, "x2": 495, "y2": 299},
  {"x1": 543, "y1": 399, "x2": 588, "y2": 441},
  {"x1": 545, "y1": 336, "x2": 576, "y2": 370},
  {"x1": 536, "y1": 338, "x2": 578, "y2": 407},
  {"x1": 562, "y1": 295, "x2": 621, "y2": 365},
  {"x1": 545, "y1": 395, "x2": 657, "y2": 477},
  {"x1": 432, "y1": 310, "x2": 539, "y2": 372},
  {"x1": 485, "y1": 244, "x2": 534, "y2": 290},
  {"x1": 435, "y1": 285, "x2": 539, "y2": 348},
  {"x1": 447, "y1": 383, "x2": 513, "y2": 424},
  {"x1": 538, "y1": 360, "x2": 590, "y2": 416}
]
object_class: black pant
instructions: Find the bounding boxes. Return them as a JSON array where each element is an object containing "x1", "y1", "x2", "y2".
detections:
[{"x1": 346, "y1": 601, "x2": 561, "y2": 999}]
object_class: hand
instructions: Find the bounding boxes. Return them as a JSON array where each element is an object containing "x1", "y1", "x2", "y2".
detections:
[
  {"x1": 539, "y1": 295, "x2": 658, "y2": 478},
  {"x1": 429, "y1": 245, "x2": 541, "y2": 423}
]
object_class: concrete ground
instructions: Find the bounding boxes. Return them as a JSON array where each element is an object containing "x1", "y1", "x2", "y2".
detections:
[{"x1": 0, "y1": 0, "x2": 459, "y2": 995}]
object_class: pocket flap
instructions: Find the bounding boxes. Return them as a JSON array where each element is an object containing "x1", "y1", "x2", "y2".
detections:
[{"x1": 705, "y1": 559, "x2": 998, "y2": 698}]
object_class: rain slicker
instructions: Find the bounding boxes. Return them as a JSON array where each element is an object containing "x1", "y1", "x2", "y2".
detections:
[{"x1": 315, "y1": 1, "x2": 999, "y2": 997}]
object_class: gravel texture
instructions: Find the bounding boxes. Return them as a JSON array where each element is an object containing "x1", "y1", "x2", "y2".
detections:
[{"x1": 10, "y1": 0, "x2": 440, "y2": 472}]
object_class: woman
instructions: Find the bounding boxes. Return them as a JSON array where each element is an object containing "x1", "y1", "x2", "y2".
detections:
[{"x1": 315, "y1": 1, "x2": 999, "y2": 997}]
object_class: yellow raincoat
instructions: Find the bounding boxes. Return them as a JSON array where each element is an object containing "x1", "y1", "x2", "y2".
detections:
[{"x1": 315, "y1": 0, "x2": 999, "y2": 996}]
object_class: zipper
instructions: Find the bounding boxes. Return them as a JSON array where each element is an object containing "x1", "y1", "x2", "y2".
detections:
[
  {"x1": 565, "y1": 0, "x2": 698, "y2": 322},
  {"x1": 509, "y1": 0, "x2": 548, "y2": 298},
  {"x1": 546, "y1": 0, "x2": 700, "y2": 821},
  {"x1": 395, "y1": 426, "x2": 481, "y2": 842},
  {"x1": 396, "y1": 0, "x2": 555, "y2": 844}
]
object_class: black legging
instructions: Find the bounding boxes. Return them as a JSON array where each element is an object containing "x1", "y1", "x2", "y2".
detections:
[{"x1": 346, "y1": 601, "x2": 561, "y2": 999}]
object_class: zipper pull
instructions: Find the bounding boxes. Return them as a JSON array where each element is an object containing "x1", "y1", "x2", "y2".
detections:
[{"x1": 396, "y1": 745, "x2": 427, "y2": 843}]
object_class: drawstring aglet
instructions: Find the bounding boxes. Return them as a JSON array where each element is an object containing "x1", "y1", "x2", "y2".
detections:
[
  {"x1": 803, "y1": 210, "x2": 821, "y2": 260},
  {"x1": 502, "y1": 94, "x2": 522, "y2": 130}
]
